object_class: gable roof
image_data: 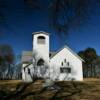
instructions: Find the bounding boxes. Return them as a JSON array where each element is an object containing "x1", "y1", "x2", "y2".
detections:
[
  {"x1": 32, "y1": 31, "x2": 50, "y2": 36},
  {"x1": 50, "y1": 45, "x2": 84, "y2": 62}
]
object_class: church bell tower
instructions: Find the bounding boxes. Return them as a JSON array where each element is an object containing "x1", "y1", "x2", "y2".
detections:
[{"x1": 32, "y1": 31, "x2": 49, "y2": 62}]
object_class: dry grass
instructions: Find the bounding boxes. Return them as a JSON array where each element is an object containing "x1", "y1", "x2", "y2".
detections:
[
  {"x1": 0, "y1": 78, "x2": 100, "y2": 100},
  {"x1": 0, "y1": 80, "x2": 22, "y2": 84},
  {"x1": 84, "y1": 78, "x2": 100, "y2": 81}
]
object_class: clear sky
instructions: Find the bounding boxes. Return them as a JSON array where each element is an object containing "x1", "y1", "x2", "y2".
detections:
[{"x1": 0, "y1": 0, "x2": 100, "y2": 56}]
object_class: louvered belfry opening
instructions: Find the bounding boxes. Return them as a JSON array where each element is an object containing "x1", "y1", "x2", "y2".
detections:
[{"x1": 37, "y1": 36, "x2": 45, "y2": 44}]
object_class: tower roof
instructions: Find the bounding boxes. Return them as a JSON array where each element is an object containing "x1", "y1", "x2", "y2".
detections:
[{"x1": 32, "y1": 31, "x2": 50, "y2": 35}]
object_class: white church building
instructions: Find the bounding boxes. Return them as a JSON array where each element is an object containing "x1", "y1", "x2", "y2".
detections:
[{"x1": 22, "y1": 31, "x2": 83, "y2": 82}]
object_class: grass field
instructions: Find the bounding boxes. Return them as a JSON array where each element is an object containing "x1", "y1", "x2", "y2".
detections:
[{"x1": 0, "y1": 78, "x2": 100, "y2": 100}]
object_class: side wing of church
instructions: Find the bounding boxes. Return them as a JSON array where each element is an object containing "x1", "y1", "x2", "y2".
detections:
[{"x1": 22, "y1": 31, "x2": 83, "y2": 82}]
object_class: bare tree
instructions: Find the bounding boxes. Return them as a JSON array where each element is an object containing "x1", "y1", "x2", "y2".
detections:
[
  {"x1": 0, "y1": 44, "x2": 15, "y2": 79},
  {"x1": 0, "y1": 0, "x2": 100, "y2": 35},
  {"x1": 23, "y1": 0, "x2": 100, "y2": 35}
]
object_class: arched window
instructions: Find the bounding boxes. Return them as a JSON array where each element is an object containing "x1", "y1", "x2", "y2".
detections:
[
  {"x1": 61, "y1": 62, "x2": 63, "y2": 66},
  {"x1": 37, "y1": 59, "x2": 44, "y2": 66},
  {"x1": 67, "y1": 62, "x2": 69, "y2": 66},
  {"x1": 37, "y1": 36, "x2": 45, "y2": 44},
  {"x1": 64, "y1": 59, "x2": 66, "y2": 63}
]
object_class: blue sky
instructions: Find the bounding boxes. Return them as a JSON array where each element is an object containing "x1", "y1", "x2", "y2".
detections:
[{"x1": 0, "y1": 0, "x2": 100, "y2": 56}]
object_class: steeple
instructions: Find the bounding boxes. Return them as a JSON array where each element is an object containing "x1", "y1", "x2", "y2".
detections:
[{"x1": 32, "y1": 31, "x2": 50, "y2": 62}]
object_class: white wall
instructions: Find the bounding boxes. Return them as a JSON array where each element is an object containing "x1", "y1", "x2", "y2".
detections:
[
  {"x1": 22, "y1": 64, "x2": 33, "y2": 82},
  {"x1": 33, "y1": 33, "x2": 49, "y2": 62},
  {"x1": 22, "y1": 63, "x2": 50, "y2": 82},
  {"x1": 50, "y1": 47, "x2": 83, "y2": 81}
]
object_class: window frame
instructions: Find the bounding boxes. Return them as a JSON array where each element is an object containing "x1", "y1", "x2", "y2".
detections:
[{"x1": 60, "y1": 67, "x2": 71, "y2": 73}]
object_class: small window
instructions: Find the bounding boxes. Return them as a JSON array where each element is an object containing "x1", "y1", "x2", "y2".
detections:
[
  {"x1": 60, "y1": 67, "x2": 71, "y2": 73},
  {"x1": 64, "y1": 59, "x2": 66, "y2": 63},
  {"x1": 67, "y1": 62, "x2": 69, "y2": 66},
  {"x1": 61, "y1": 62, "x2": 63, "y2": 66},
  {"x1": 28, "y1": 68, "x2": 30, "y2": 74},
  {"x1": 37, "y1": 36, "x2": 45, "y2": 44}
]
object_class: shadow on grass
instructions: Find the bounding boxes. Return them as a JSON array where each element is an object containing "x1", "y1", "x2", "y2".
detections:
[
  {"x1": 0, "y1": 80, "x2": 86, "y2": 100},
  {"x1": 50, "y1": 81, "x2": 82, "y2": 100}
]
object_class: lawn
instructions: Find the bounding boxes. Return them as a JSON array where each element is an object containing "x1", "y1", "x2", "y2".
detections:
[{"x1": 0, "y1": 78, "x2": 100, "y2": 100}]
